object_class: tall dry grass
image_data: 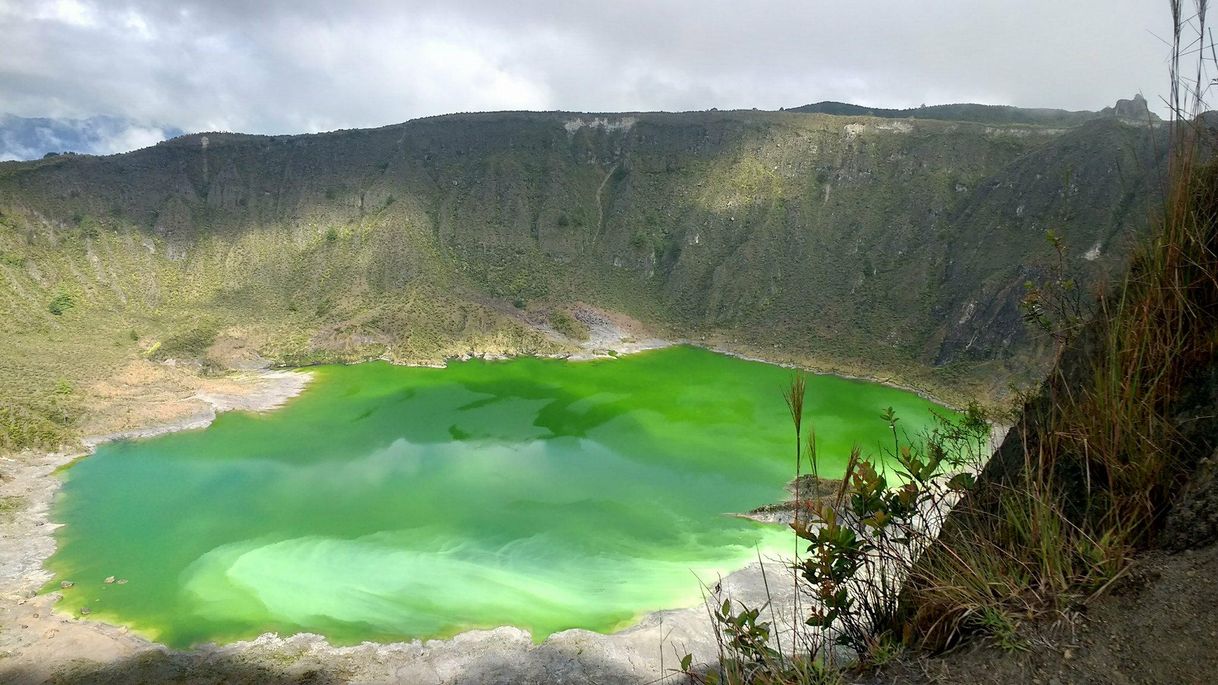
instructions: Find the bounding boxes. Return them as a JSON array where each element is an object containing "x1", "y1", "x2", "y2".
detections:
[{"x1": 898, "y1": 0, "x2": 1218, "y2": 650}]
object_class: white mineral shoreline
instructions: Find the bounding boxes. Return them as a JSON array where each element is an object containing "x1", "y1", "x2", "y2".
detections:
[
  {"x1": 0, "y1": 324, "x2": 972, "y2": 684},
  {"x1": 0, "y1": 363, "x2": 801, "y2": 684}
]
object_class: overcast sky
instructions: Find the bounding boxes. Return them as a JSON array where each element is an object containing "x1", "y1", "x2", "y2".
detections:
[{"x1": 0, "y1": 0, "x2": 1191, "y2": 148}]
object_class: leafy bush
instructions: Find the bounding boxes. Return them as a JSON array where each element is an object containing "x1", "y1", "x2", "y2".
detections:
[
  {"x1": 684, "y1": 379, "x2": 991, "y2": 680},
  {"x1": 791, "y1": 400, "x2": 989, "y2": 661},
  {"x1": 48, "y1": 291, "x2": 74, "y2": 315},
  {"x1": 549, "y1": 310, "x2": 589, "y2": 341}
]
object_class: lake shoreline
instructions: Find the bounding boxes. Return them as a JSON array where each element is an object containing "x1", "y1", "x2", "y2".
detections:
[
  {"x1": 360, "y1": 304, "x2": 960, "y2": 412},
  {"x1": 0, "y1": 369, "x2": 317, "y2": 683},
  {"x1": 0, "y1": 357, "x2": 803, "y2": 683},
  {"x1": 0, "y1": 323, "x2": 951, "y2": 683}
]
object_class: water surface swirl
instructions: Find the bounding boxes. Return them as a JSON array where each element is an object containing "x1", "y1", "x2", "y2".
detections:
[{"x1": 48, "y1": 346, "x2": 950, "y2": 647}]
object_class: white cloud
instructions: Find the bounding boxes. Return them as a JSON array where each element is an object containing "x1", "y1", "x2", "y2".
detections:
[
  {"x1": 0, "y1": 0, "x2": 1194, "y2": 140},
  {"x1": 36, "y1": 0, "x2": 97, "y2": 27},
  {"x1": 96, "y1": 124, "x2": 171, "y2": 154},
  {"x1": 0, "y1": 113, "x2": 182, "y2": 160}
]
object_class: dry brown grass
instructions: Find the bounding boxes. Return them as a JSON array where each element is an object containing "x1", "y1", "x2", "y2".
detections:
[{"x1": 897, "y1": 0, "x2": 1218, "y2": 651}]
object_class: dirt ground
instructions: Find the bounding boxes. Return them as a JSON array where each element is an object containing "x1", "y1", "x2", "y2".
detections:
[{"x1": 872, "y1": 544, "x2": 1218, "y2": 685}]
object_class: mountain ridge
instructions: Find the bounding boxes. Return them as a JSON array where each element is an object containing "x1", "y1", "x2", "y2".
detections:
[{"x1": 0, "y1": 100, "x2": 1167, "y2": 450}]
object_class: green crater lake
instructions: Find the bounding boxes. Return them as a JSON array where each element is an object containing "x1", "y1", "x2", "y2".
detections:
[{"x1": 48, "y1": 346, "x2": 950, "y2": 647}]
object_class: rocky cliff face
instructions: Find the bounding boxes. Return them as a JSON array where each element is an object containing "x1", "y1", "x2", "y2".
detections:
[{"x1": 0, "y1": 103, "x2": 1167, "y2": 422}]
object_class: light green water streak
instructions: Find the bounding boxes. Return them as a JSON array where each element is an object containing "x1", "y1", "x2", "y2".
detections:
[{"x1": 46, "y1": 346, "x2": 951, "y2": 647}]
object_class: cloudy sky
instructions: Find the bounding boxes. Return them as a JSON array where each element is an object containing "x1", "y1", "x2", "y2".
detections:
[{"x1": 0, "y1": 0, "x2": 1190, "y2": 154}]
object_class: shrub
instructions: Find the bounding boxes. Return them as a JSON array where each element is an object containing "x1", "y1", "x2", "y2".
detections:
[
  {"x1": 549, "y1": 310, "x2": 589, "y2": 341},
  {"x1": 684, "y1": 377, "x2": 992, "y2": 678},
  {"x1": 48, "y1": 291, "x2": 74, "y2": 315}
]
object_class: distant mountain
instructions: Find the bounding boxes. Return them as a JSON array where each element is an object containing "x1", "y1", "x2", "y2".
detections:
[
  {"x1": 0, "y1": 114, "x2": 185, "y2": 161},
  {"x1": 788, "y1": 94, "x2": 1158, "y2": 128}
]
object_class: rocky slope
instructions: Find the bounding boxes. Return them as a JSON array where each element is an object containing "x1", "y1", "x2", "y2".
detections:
[{"x1": 0, "y1": 100, "x2": 1166, "y2": 449}]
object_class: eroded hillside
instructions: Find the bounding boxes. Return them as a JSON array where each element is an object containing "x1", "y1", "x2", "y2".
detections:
[{"x1": 0, "y1": 105, "x2": 1166, "y2": 449}]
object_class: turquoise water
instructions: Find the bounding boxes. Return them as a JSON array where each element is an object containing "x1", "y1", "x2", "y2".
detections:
[{"x1": 47, "y1": 346, "x2": 950, "y2": 647}]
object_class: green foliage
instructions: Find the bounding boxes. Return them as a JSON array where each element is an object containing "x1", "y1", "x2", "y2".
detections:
[
  {"x1": 682, "y1": 593, "x2": 845, "y2": 683},
  {"x1": 796, "y1": 407, "x2": 989, "y2": 657},
  {"x1": 48, "y1": 290, "x2": 74, "y2": 315},
  {"x1": 717, "y1": 600, "x2": 779, "y2": 666},
  {"x1": 904, "y1": 146, "x2": 1218, "y2": 651},
  {"x1": 971, "y1": 608, "x2": 1027, "y2": 653},
  {"x1": 0, "y1": 495, "x2": 25, "y2": 513},
  {"x1": 0, "y1": 495, "x2": 26, "y2": 522},
  {"x1": 0, "y1": 382, "x2": 79, "y2": 452},
  {"x1": 690, "y1": 397, "x2": 991, "y2": 678},
  {"x1": 1019, "y1": 229, "x2": 1088, "y2": 345},
  {"x1": 549, "y1": 310, "x2": 589, "y2": 341}
]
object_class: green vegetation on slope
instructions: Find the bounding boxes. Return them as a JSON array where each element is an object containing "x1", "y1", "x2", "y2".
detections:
[
  {"x1": 0, "y1": 103, "x2": 1165, "y2": 451},
  {"x1": 678, "y1": 142, "x2": 1218, "y2": 685},
  {"x1": 902, "y1": 134, "x2": 1218, "y2": 651}
]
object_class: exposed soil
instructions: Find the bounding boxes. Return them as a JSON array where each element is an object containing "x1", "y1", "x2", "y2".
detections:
[{"x1": 870, "y1": 545, "x2": 1218, "y2": 685}]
